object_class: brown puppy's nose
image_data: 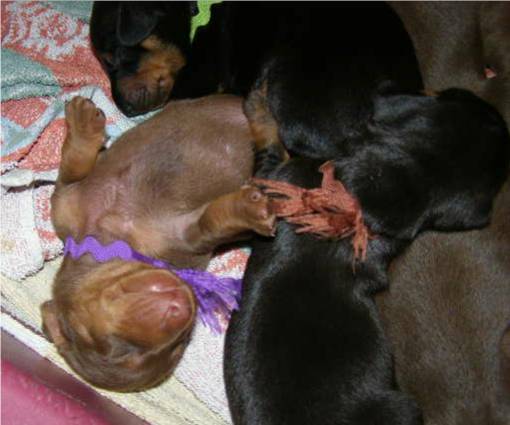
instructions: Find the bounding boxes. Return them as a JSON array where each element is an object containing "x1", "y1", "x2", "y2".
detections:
[
  {"x1": 109, "y1": 269, "x2": 196, "y2": 347},
  {"x1": 160, "y1": 285, "x2": 195, "y2": 333}
]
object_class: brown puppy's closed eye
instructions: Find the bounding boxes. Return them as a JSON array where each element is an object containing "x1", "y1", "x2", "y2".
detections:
[{"x1": 42, "y1": 95, "x2": 275, "y2": 391}]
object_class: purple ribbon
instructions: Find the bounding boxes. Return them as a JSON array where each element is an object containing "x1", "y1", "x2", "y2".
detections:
[{"x1": 64, "y1": 236, "x2": 242, "y2": 334}]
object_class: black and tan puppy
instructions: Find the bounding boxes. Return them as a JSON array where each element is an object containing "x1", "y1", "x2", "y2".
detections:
[
  {"x1": 90, "y1": 2, "x2": 191, "y2": 116},
  {"x1": 41, "y1": 95, "x2": 275, "y2": 392},
  {"x1": 224, "y1": 89, "x2": 510, "y2": 425},
  {"x1": 90, "y1": 2, "x2": 421, "y2": 116}
]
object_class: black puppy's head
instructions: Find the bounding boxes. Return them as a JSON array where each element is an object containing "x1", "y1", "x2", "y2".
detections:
[
  {"x1": 334, "y1": 88, "x2": 510, "y2": 240},
  {"x1": 90, "y1": 2, "x2": 196, "y2": 116}
]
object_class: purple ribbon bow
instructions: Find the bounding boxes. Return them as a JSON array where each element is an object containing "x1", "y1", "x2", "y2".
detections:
[{"x1": 64, "y1": 236, "x2": 242, "y2": 334}]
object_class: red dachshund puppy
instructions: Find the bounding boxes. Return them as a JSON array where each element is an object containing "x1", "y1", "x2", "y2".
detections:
[{"x1": 41, "y1": 95, "x2": 274, "y2": 391}]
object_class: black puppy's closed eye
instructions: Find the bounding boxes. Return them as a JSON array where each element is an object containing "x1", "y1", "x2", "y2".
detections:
[{"x1": 101, "y1": 54, "x2": 115, "y2": 70}]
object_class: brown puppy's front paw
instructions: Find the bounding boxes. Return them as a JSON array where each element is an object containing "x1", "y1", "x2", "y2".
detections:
[
  {"x1": 239, "y1": 185, "x2": 276, "y2": 236},
  {"x1": 65, "y1": 97, "x2": 106, "y2": 146}
]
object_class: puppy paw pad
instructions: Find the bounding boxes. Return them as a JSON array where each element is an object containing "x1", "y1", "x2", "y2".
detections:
[{"x1": 65, "y1": 96, "x2": 106, "y2": 141}]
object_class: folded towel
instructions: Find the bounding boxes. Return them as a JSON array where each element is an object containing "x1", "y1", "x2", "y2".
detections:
[{"x1": 1, "y1": 1, "x2": 151, "y2": 280}]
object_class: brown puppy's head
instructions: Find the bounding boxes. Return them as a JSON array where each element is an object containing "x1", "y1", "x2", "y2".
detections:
[
  {"x1": 90, "y1": 3, "x2": 193, "y2": 116},
  {"x1": 41, "y1": 260, "x2": 196, "y2": 391}
]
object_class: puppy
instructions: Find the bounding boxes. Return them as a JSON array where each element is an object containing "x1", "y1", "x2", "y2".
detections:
[
  {"x1": 41, "y1": 95, "x2": 275, "y2": 392},
  {"x1": 90, "y1": 2, "x2": 192, "y2": 116},
  {"x1": 390, "y1": 2, "x2": 510, "y2": 119},
  {"x1": 90, "y1": 2, "x2": 421, "y2": 116},
  {"x1": 374, "y1": 4, "x2": 510, "y2": 423},
  {"x1": 224, "y1": 89, "x2": 510, "y2": 425}
]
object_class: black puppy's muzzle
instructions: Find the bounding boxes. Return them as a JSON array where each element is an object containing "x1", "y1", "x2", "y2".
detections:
[{"x1": 113, "y1": 78, "x2": 172, "y2": 117}]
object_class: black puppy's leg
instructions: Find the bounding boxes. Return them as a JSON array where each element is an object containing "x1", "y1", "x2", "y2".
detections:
[{"x1": 244, "y1": 80, "x2": 278, "y2": 151}]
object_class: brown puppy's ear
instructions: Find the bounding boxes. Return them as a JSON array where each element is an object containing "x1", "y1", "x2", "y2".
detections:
[
  {"x1": 40, "y1": 300, "x2": 69, "y2": 350},
  {"x1": 103, "y1": 269, "x2": 196, "y2": 348},
  {"x1": 124, "y1": 339, "x2": 188, "y2": 373}
]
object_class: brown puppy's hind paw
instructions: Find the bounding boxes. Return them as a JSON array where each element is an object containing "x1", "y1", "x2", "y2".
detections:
[
  {"x1": 239, "y1": 185, "x2": 276, "y2": 236},
  {"x1": 65, "y1": 96, "x2": 106, "y2": 147}
]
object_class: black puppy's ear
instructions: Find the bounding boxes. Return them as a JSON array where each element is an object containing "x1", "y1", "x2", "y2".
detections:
[
  {"x1": 117, "y1": 4, "x2": 162, "y2": 46},
  {"x1": 372, "y1": 92, "x2": 433, "y2": 126}
]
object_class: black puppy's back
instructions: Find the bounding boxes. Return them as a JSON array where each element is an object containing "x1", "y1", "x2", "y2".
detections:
[
  {"x1": 224, "y1": 159, "x2": 422, "y2": 425},
  {"x1": 223, "y1": 2, "x2": 424, "y2": 159}
]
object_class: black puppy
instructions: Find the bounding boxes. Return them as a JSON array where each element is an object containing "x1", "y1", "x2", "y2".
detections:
[
  {"x1": 90, "y1": 2, "x2": 192, "y2": 116},
  {"x1": 224, "y1": 89, "x2": 510, "y2": 425},
  {"x1": 90, "y1": 2, "x2": 420, "y2": 116}
]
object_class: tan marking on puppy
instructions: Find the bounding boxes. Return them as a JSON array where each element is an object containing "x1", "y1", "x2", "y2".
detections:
[
  {"x1": 140, "y1": 35, "x2": 171, "y2": 51},
  {"x1": 422, "y1": 89, "x2": 439, "y2": 97},
  {"x1": 140, "y1": 35, "x2": 186, "y2": 79},
  {"x1": 244, "y1": 81, "x2": 289, "y2": 160},
  {"x1": 117, "y1": 35, "x2": 186, "y2": 112}
]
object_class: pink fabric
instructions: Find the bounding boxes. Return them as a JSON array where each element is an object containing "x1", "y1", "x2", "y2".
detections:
[{"x1": 1, "y1": 360, "x2": 110, "y2": 425}]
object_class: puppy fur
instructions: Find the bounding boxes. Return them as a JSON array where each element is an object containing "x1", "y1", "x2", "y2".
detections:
[
  {"x1": 90, "y1": 2, "x2": 191, "y2": 116},
  {"x1": 375, "y1": 3, "x2": 510, "y2": 423},
  {"x1": 224, "y1": 89, "x2": 510, "y2": 425},
  {"x1": 42, "y1": 95, "x2": 276, "y2": 391},
  {"x1": 90, "y1": 2, "x2": 421, "y2": 116}
]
